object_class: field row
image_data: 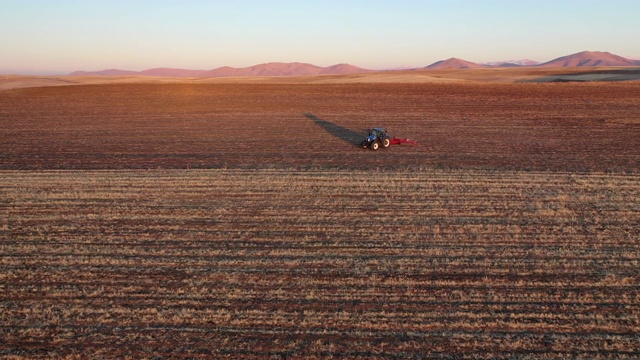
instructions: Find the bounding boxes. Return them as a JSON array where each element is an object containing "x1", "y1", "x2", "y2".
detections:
[{"x1": 2, "y1": 169, "x2": 639, "y2": 358}]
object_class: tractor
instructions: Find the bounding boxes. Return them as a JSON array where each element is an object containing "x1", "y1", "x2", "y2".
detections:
[
  {"x1": 361, "y1": 127, "x2": 417, "y2": 150},
  {"x1": 361, "y1": 128, "x2": 391, "y2": 150}
]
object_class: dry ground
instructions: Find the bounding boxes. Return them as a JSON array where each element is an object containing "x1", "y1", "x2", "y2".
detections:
[
  {"x1": 1, "y1": 76, "x2": 639, "y2": 358},
  {"x1": 1, "y1": 81, "x2": 639, "y2": 172},
  {"x1": 2, "y1": 169, "x2": 639, "y2": 358},
  {"x1": 2, "y1": 67, "x2": 639, "y2": 90}
]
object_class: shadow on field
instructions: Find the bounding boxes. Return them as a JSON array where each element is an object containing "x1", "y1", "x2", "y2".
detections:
[{"x1": 304, "y1": 113, "x2": 363, "y2": 147}]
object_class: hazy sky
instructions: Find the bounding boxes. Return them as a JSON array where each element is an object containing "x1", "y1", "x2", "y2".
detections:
[{"x1": 2, "y1": 0, "x2": 639, "y2": 74}]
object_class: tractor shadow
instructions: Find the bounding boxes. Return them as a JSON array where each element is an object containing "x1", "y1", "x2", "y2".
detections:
[{"x1": 304, "y1": 113, "x2": 363, "y2": 147}]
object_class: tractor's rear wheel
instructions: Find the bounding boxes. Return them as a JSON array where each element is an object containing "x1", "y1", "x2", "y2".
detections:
[
  {"x1": 370, "y1": 141, "x2": 380, "y2": 150},
  {"x1": 382, "y1": 138, "x2": 391, "y2": 148}
]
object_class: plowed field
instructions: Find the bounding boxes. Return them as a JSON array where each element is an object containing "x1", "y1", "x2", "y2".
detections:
[
  {"x1": 1, "y1": 82, "x2": 639, "y2": 171},
  {"x1": 1, "y1": 81, "x2": 639, "y2": 358}
]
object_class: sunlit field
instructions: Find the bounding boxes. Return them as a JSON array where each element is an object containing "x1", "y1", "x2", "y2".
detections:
[{"x1": 1, "y1": 79, "x2": 639, "y2": 358}]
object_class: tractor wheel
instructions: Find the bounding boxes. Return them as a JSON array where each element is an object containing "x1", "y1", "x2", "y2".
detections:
[
  {"x1": 370, "y1": 141, "x2": 380, "y2": 150},
  {"x1": 382, "y1": 138, "x2": 391, "y2": 148}
]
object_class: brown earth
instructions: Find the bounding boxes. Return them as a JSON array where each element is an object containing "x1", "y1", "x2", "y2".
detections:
[
  {"x1": 0, "y1": 80, "x2": 639, "y2": 172},
  {"x1": 1, "y1": 77, "x2": 640, "y2": 358},
  {"x1": 2, "y1": 169, "x2": 639, "y2": 358}
]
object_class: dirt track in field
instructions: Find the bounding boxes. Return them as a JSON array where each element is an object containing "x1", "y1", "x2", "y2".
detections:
[{"x1": 1, "y1": 82, "x2": 639, "y2": 172}]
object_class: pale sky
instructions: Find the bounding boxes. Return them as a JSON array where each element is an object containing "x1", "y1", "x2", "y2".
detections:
[{"x1": 1, "y1": 0, "x2": 639, "y2": 74}]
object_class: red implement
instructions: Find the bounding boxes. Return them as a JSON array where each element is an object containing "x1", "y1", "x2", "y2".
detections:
[{"x1": 389, "y1": 137, "x2": 417, "y2": 146}]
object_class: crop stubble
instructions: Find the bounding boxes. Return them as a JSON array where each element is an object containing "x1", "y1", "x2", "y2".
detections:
[
  {"x1": 2, "y1": 169, "x2": 639, "y2": 358},
  {"x1": 1, "y1": 82, "x2": 639, "y2": 358}
]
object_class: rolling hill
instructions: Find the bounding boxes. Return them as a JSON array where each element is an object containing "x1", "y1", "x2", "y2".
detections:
[
  {"x1": 319, "y1": 63, "x2": 371, "y2": 75},
  {"x1": 425, "y1": 58, "x2": 485, "y2": 70},
  {"x1": 539, "y1": 51, "x2": 638, "y2": 67},
  {"x1": 205, "y1": 62, "x2": 322, "y2": 77}
]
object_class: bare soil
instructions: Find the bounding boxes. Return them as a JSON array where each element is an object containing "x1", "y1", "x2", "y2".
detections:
[
  {"x1": 1, "y1": 80, "x2": 639, "y2": 358},
  {"x1": 1, "y1": 82, "x2": 639, "y2": 172}
]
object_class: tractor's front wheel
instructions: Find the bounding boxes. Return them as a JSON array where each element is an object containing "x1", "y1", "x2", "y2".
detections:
[
  {"x1": 370, "y1": 141, "x2": 380, "y2": 150},
  {"x1": 382, "y1": 138, "x2": 391, "y2": 148}
]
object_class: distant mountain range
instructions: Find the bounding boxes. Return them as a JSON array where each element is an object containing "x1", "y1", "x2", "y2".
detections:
[
  {"x1": 70, "y1": 62, "x2": 371, "y2": 77},
  {"x1": 70, "y1": 51, "x2": 640, "y2": 77},
  {"x1": 426, "y1": 51, "x2": 640, "y2": 70},
  {"x1": 482, "y1": 59, "x2": 541, "y2": 67}
]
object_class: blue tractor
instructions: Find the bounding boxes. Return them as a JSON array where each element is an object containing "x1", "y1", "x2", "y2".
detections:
[{"x1": 361, "y1": 127, "x2": 391, "y2": 150}]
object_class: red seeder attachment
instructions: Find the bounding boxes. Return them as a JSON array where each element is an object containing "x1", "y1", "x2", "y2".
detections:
[{"x1": 389, "y1": 138, "x2": 417, "y2": 146}]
